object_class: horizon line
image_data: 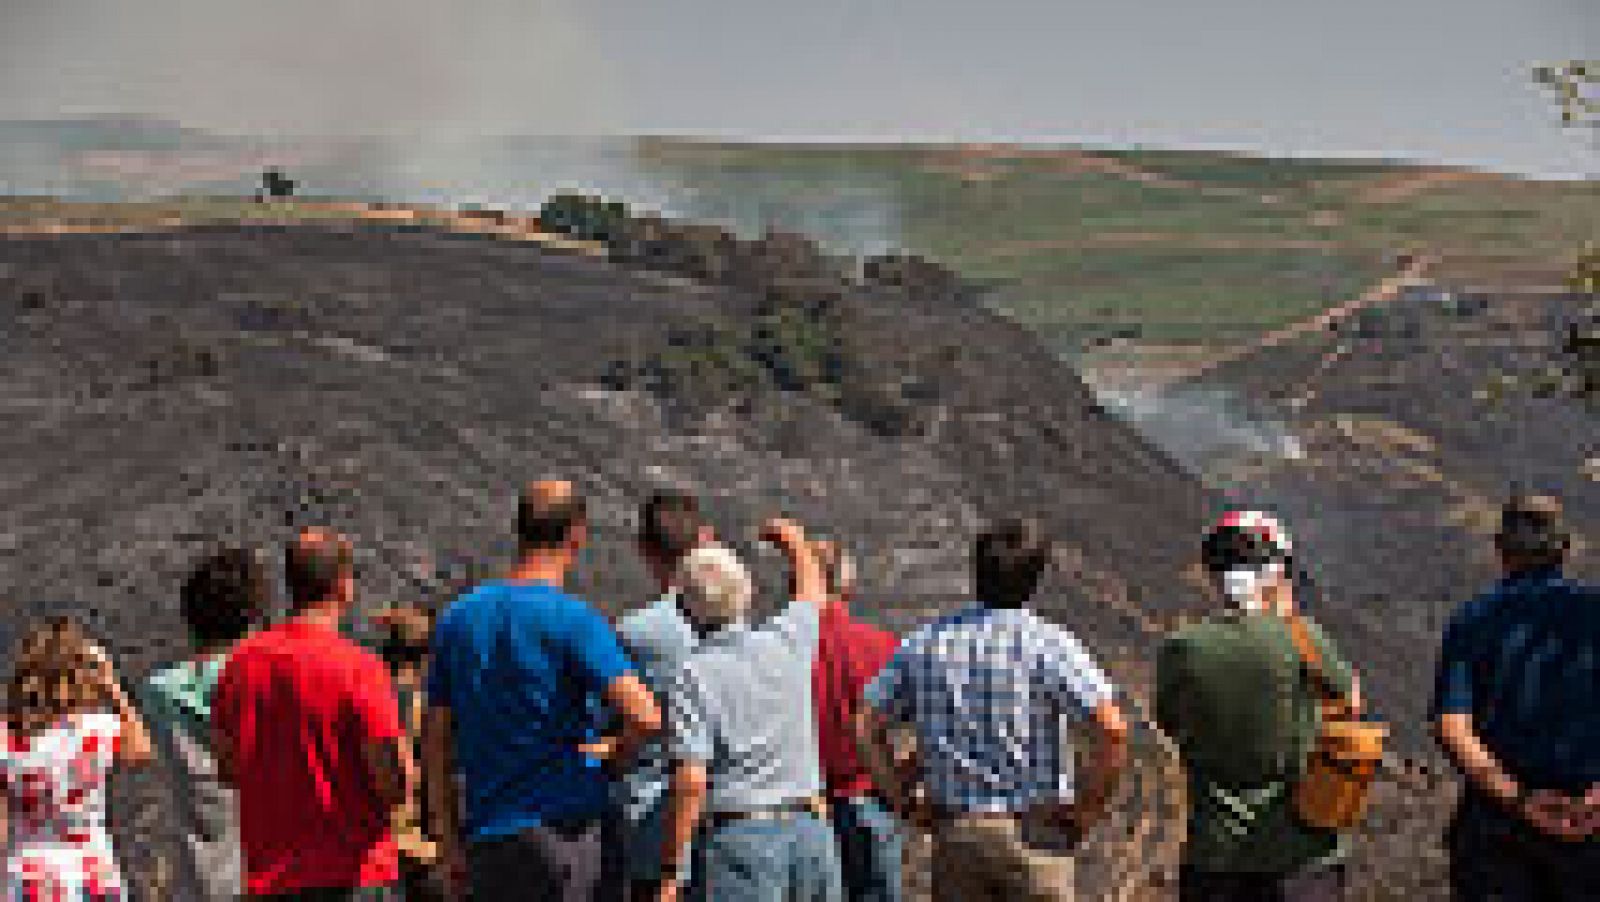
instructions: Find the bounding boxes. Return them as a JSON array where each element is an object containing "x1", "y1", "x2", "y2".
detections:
[{"x1": 6, "y1": 114, "x2": 1595, "y2": 182}]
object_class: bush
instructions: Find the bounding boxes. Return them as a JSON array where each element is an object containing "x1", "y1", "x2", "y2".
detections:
[{"x1": 539, "y1": 193, "x2": 631, "y2": 242}]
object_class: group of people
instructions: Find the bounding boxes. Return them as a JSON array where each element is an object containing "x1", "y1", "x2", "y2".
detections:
[{"x1": 0, "y1": 479, "x2": 1595, "y2": 902}]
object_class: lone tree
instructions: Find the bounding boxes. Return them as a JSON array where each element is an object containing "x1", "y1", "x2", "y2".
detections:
[{"x1": 259, "y1": 168, "x2": 296, "y2": 200}]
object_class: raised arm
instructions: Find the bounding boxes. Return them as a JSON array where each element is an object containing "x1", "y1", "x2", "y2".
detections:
[
  {"x1": 88, "y1": 646, "x2": 153, "y2": 767},
  {"x1": 759, "y1": 517, "x2": 826, "y2": 606}
]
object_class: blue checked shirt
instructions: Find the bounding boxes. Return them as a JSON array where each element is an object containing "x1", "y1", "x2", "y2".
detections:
[{"x1": 862, "y1": 604, "x2": 1116, "y2": 813}]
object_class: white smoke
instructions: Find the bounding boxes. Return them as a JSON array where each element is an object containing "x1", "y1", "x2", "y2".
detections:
[
  {"x1": 0, "y1": 0, "x2": 614, "y2": 138},
  {"x1": 1097, "y1": 384, "x2": 1305, "y2": 486}
]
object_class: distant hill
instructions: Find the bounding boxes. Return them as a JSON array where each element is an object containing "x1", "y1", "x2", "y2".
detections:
[{"x1": 3, "y1": 118, "x2": 1593, "y2": 354}]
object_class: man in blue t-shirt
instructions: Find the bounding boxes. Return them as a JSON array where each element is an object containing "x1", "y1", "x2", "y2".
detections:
[
  {"x1": 1432, "y1": 494, "x2": 1600, "y2": 901},
  {"x1": 424, "y1": 480, "x2": 662, "y2": 901}
]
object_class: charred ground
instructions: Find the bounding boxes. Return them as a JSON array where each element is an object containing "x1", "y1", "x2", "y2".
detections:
[{"x1": 0, "y1": 211, "x2": 1211, "y2": 898}]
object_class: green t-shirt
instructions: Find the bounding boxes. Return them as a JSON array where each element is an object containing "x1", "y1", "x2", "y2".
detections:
[{"x1": 1155, "y1": 612, "x2": 1354, "y2": 874}]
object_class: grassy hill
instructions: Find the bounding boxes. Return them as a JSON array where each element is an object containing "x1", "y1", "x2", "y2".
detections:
[
  {"x1": 629, "y1": 140, "x2": 1596, "y2": 353},
  {"x1": 3, "y1": 121, "x2": 1594, "y2": 355}
]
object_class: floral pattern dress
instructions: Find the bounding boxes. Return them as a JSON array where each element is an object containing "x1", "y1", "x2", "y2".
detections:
[{"x1": 1, "y1": 712, "x2": 125, "y2": 901}]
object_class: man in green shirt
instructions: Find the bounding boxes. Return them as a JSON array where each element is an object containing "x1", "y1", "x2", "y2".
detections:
[{"x1": 1155, "y1": 511, "x2": 1363, "y2": 902}]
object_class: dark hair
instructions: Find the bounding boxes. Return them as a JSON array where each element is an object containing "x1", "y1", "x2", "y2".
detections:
[
  {"x1": 1200, "y1": 525, "x2": 1289, "y2": 576},
  {"x1": 639, "y1": 491, "x2": 703, "y2": 566},
  {"x1": 974, "y1": 517, "x2": 1051, "y2": 608},
  {"x1": 517, "y1": 489, "x2": 588, "y2": 550},
  {"x1": 284, "y1": 531, "x2": 353, "y2": 608},
  {"x1": 374, "y1": 606, "x2": 434, "y2": 668},
  {"x1": 1495, "y1": 493, "x2": 1568, "y2": 567},
  {"x1": 180, "y1": 547, "x2": 269, "y2": 649}
]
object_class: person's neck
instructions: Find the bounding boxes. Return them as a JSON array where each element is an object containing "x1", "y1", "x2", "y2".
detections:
[
  {"x1": 1502, "y1": 560, "x2": 1560, "y2": 580},
  {"x1": 188, "y1": 642, "x2": 232, "y2": 662},
  {"x1": 290, "y1": 601, "x2": 343, "y2": 630},
  {"x1": 506, "y1": 550, "x2": 570, "y2": 587}
]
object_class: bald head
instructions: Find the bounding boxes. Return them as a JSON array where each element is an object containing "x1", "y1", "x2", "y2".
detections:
[
  {"x1": 285, "y1": 527, "x2": 354, "y2": 610},
  {"x1": 517, "y1": 479, "x2": 588, "y2": 551}
]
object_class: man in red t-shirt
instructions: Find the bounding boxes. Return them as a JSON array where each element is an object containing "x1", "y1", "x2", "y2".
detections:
[
  {"x1": 811, "y1": 541, "x2": 906, "y2": 902},
  {"x1": 214, "y1": 528, "x2": 414, "y2": 900}
]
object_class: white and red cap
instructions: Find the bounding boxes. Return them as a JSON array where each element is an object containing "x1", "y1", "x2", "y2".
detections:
[
  {"x1": 1204, "y1": 510, "x2": 1294, "y2": 611},
  {"x1": 1211, "y1": 510, "x2": 1294, "y2": 559}
]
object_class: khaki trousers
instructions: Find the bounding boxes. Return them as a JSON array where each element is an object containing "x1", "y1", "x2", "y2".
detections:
[{"x1": 930, "y1": 814, "x2": 1076, "y2": 902}]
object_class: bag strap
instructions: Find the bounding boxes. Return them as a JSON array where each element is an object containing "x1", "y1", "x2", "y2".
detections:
[{"x1": 1282, "y1": 615, "x2": 1352, "y2": 719}]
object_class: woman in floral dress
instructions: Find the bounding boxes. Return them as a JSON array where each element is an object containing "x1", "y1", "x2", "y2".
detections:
[{"x1": 2, "y1": 617, "x2": 154, "y2": 901}]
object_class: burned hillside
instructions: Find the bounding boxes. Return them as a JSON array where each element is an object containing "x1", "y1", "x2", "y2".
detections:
[
  {"x1": 0, "y1": 210, "x2": 1212, "y2": 898},
  {"x1": 1186, "y1": 268, "x2": 1598, "y2": 897}
]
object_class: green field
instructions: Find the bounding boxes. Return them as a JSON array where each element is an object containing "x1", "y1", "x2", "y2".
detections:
[
  {"x1": 631, "y1": 141, "x2": 1598, "y2": 355},
  {"x1": 4, "y1": 128, "x2": 1594, "y2": 358}
]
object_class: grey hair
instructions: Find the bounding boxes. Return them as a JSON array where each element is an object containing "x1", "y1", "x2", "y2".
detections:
[{"x1": 676, "y1": 543, "x2": 754, "y2": 628}]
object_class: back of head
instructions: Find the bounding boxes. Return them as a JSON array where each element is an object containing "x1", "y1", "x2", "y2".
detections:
[
  {"x1": 639, "y1": 490, "x2": 704, "y2": 569},
  {"x1": 1495, "y1": 493, "x2": 1568, "y2": 570},
  {"x1": 517, "y1": 480, "x2": 588, "y2": 551},
  {"x1": 6, "y1": 616, "x2": 102, "y2": 735},
  {"x1": 974, "y1": 517, "x2": 1051, "y2": 609},
  {"x1": 284, "y1": 528, "x2": 354, "y2": 611},
  {"x1": 1200, "y1": 510, "x2": 1295, "y2": 613},
  {"x1": 677, "y1": 544, "x2": 754, "y2": 629},
  {"x1": 181, "y1": 547, "x2": 270, "y2": 650},
  {"x1": 372, "y1": 605, "x2": 434, "y2": 667}
]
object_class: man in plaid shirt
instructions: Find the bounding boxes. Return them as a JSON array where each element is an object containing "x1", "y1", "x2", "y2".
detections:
[{"x1": 855, "y1": 517, "x2": 1129, "y2": 901}]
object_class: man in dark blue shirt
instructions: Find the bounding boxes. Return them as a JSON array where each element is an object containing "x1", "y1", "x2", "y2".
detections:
[
  {"x1": 1431, "y1": 493, "x2": 1600, "y2": 901},
  {"x1": 423, "y1": 480, "x2": 662, "y2": 901}
]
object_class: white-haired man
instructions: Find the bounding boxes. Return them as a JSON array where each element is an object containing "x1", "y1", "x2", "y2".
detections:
[{"x1": 653, "y1": 518, "x2": 843, "y2": 902}]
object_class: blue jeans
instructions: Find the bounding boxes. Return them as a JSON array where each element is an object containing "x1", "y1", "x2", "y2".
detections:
[
  {"x1": 830, "y1": 797, "x2": 904, "y2": 902},
  {"x1": 689, "y1": 812, "x2": 844, "y2": 902}
]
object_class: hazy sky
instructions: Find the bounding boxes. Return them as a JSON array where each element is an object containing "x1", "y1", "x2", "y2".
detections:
[{"x1": 1, "y1": 0, "x2": 1594, "y2": 175}]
